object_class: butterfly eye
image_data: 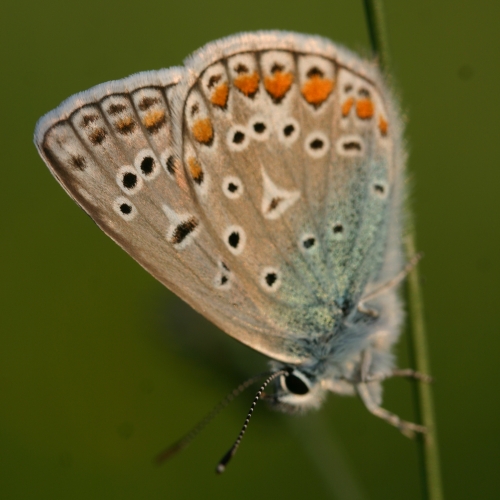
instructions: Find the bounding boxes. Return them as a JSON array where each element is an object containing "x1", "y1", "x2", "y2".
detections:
[
  {"x1": 285, "y1": 375, "x2": 309, "y2": 395},
  {"x1": 280, "y1": 370, "x2": 311, "y2": 395}
]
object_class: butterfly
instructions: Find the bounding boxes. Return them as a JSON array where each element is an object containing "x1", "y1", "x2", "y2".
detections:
[{"x1": 34, "y1": 30, "x2": 428, "y2": 469}]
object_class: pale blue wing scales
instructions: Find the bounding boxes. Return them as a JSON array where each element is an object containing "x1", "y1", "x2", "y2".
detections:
[{"x1": 323, "y1": 68, "x2": 404, "y2": 306}]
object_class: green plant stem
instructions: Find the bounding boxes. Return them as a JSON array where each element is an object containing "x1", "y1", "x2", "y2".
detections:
[
  {"x1": 405, "y1": 231, "x2": 444, "y2": 500},
  {"x1": 362, "y1": 1, "x2": 444, "y2": 499}
]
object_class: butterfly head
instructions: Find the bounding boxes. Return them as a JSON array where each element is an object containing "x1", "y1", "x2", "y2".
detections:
[{"x1": 267, "y1": 366, "x2": 326, "y2": 413}]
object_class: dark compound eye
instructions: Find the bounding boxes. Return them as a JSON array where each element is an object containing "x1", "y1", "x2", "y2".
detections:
[{"x1": 284, "y1": 373, "x2": 309, "y2": 395}]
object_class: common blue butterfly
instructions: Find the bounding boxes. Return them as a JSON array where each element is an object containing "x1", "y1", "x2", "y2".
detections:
[{"x1": 34, "y1": 31, "x2": 427, "y2": 469}]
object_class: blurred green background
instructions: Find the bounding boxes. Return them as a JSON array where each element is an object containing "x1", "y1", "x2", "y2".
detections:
[{"x1": 1, "y1": 0, "x2": 499, "y2": 498}]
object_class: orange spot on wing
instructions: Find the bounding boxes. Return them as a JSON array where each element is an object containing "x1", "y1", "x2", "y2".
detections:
[
  {"x1": 264, "y1": 71, "x2": 293, "y2": 101},
  {"x1": 234, "y1": 72, "x2": 260, "y2": 97},
  {"x1": 143, "y1": 110, "x2": 166, "y2": 133},
  {"x1": 191, "y1": 118, "x2": 213, "y2": 144},
  {"x1": 356, "y1": 99, "x2": 374, "y2": 119},
  {"x1": 188, "y1": 157, "x2": 204, "y2": 184},
  {"x1": 378, "y1": 116, "x2": 388, "y2": 136},
  {"x1": 115, "y1": 116, "x2": 136, "y2": 135},
  {"x1": 341, "y1": 97, "x2": 355, "y2": 117},
  {"x1": 210, "y1": 83, "x2": 229, "y2": 108},
  {"x1": 301, "y1": 75, "x2": 335, "y2": 106}
]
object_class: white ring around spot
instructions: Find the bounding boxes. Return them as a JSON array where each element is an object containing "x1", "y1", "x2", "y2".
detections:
[
  {"x1": 335, "y1": 135, "x2": 365, "y2": 157},
  {"x1": 135, "y1": 149, "x2": 161, "y2": 180},
  {"x1": 222, "y1": 176, "x2": 244, "y2": 199},
  {"x1": 113, "y1": 196, "x2": 137, "y2": 221},
  {"x1": 304, "y1": 131, "x2": 330, "y2": 159},
  {"x1": 332, "y1": 221, "x2": 346, "y2": 241},
  {"x1": 116, "y1": 165, "x2": 143, "y2": 195},
  {"x1": 372, "y1": 180, "x2": 389, "y2": 199},
  {"x1": 223, "y1": 225, "x2": 246, "y2": 255},
  {"x1": 226, "y1": 125, "x2": 250, "y2": 152},
  {"x1": 247, "y1": 114, "x2": 271, "y2": 141},
  {"x1": 260, "y1": 266, "x2": 281, "y2": 292},
  {"x1": 277, "y1": 117, "x2": 300, "y2": 146},
  {"x1": 299, "y1": 232, "x2": 317, "y2": 252}
]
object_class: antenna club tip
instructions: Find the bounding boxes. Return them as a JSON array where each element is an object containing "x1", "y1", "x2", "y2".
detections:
[{"x1": 216, "y1": 463, "x2": 226, "y2": 474}]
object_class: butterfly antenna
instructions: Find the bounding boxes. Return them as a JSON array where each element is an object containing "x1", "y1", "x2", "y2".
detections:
[
  {"x1": 155, "y1": 372, "x2": 272, "y2": 464},
  {"x1": 216, "y1": 368, "x2": 290, "y2": 474}
]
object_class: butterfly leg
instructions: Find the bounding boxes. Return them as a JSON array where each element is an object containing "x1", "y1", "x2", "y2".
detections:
[
  {"x1": 357, "y1": 253, "x2": 423, "y2": 316},
  {"x1": 390, "y1": 369, "x2": 433, "y2": 383},
  {"x1": 347, "y1": 351, "x2": 432, "y2": 384},
  {"x1": 356, "y1": 383, "x2": 426, "y2": 437}
]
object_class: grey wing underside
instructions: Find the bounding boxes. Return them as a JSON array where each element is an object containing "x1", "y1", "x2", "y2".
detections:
[{"x1": 34, "y1": 31, "x2": 405, "y2": 365}]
